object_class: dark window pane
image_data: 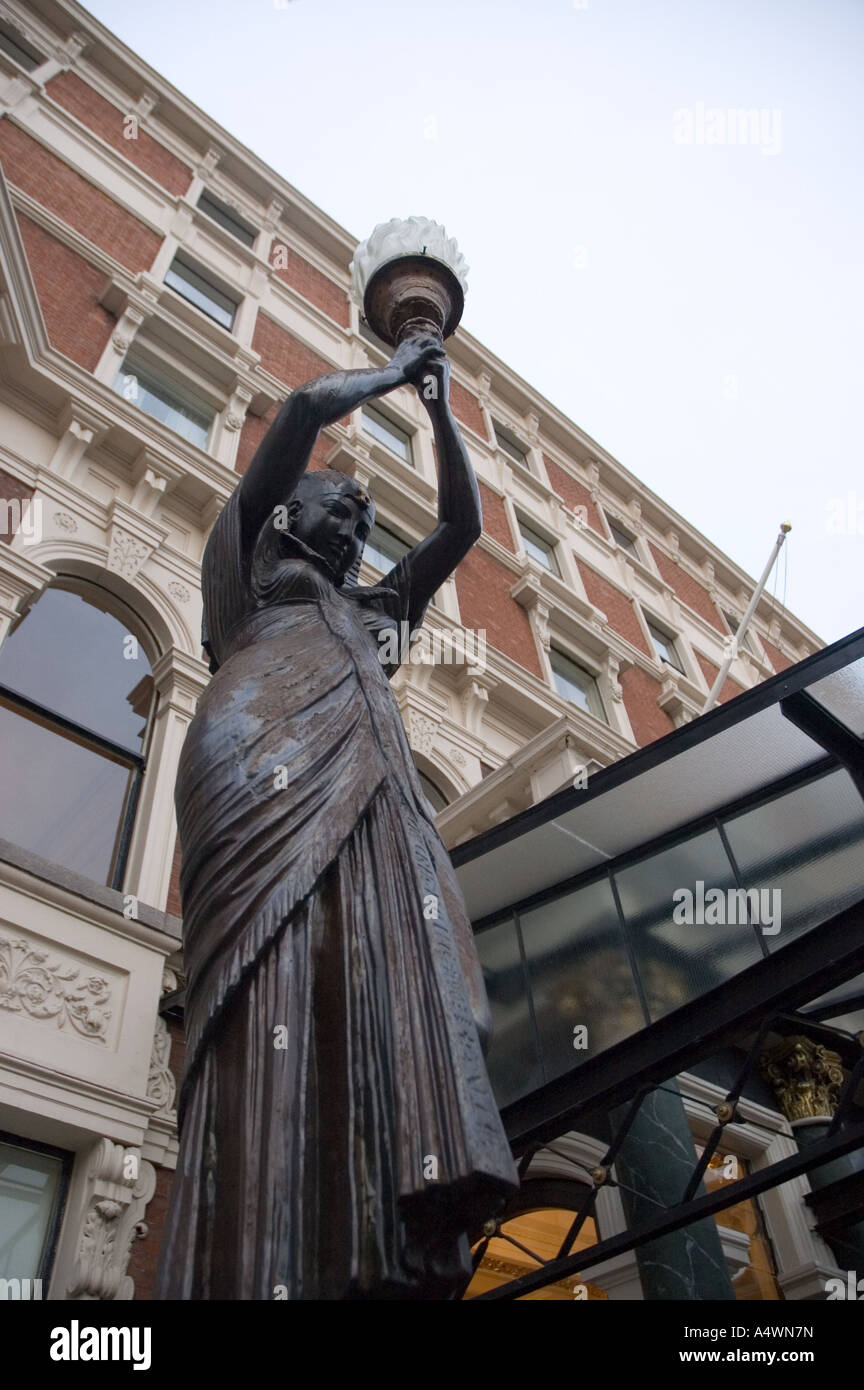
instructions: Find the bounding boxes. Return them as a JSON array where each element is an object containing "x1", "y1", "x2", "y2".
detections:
[
  {"x1": 614, "y1": 829, "x2": 764, "y2": 1021},
  {"x1": 475, "y1": 916, "x2": 543, "y2": 1107},
  {"x1": 0, "y1": 589, "x2": 152, "y2": 752},
  {"x1": 0, "y1": 1140, "x2": 65, "y2": 1281},
  {"x1": 114, "y1": 357, "x2": 213, "y2": 448},
  {"x1": 417, "y1": 770, "x2": 447, "y2": 812},
  {"x1": 164, "y1": 257, "x2": 237, "y2": 330},
  {"x1": 723, "y1": 769, "x2": 864, "y2": 951},
  {"x1": 519, "y1": 876, "x2": 646, "y2": 1082},
  {"x1": 197, "y1": 192, "x2": 257, "y2": 247},
  {"x1": 0, "y1": 27, "x2": 42, "y2": 71},
  {"x1": 0, "y1": 703, "x2": 134, "y2": 883},
  {"x1": 363, "y1": 523, "x2": 409, "y2": 573}
]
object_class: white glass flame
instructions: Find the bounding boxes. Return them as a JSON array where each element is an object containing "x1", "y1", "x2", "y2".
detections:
[{"x1": 350, "y1": 216, "x2": 469, "y2": 307}]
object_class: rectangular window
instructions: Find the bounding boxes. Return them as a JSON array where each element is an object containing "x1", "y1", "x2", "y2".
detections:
[
  {"x1": 363, "y1": 522, "x2": 410, "y2": 573},
  {"x1": 361, "y1": 405, "x2": 412, "y2": 464},
  {"x1": 550, "y1": 648, "x2": 606, "y2": 721},
  {"x1": 723, "y1": 610, "x2": 754, "y2": 654},
  {"x1": 0, "y1": 25, "x2": 42, "y2": 71},
  {"x1": 519, "y1": 520, "x2": 559, "y2": 575},
  {"x1": 197, "y1": 191, "x2": 257, "y2": 247},
  {"x1": 606, "y1": 515, "x2": 638, "y2": 556},
  {"x1": 164, "y1": 255, "x2": 238, "y2": 330},
  {"x1": 0, "y1": 1133, "x2": 71, "y2": 1285},
  {"x1": 647, "y1": 618, "x2": 684, "y2": 672},
  {"x1": 493, "y1": 421, "x2": 531, "y2": 470},
  {"x1": 114, "y1": 356, "x2": 214, "y2": 448}
]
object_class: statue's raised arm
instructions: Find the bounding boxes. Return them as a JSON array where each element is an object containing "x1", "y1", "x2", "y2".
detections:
[{"x1": 237, "y1": 336, "x2": 447, "y2": 562}]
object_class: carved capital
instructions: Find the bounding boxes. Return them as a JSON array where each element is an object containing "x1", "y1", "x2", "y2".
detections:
[
  {"x1": 67, "y1": 1140, "x2": 156, "y2": 1300},
  {"x1": 759, "y1": 1035, "x2": 845, "y2": 1123}
]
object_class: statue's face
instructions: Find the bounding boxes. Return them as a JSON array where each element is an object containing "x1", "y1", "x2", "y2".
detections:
[{"x1": 288, "y1": 488, "x2": 372, "y2": 581}]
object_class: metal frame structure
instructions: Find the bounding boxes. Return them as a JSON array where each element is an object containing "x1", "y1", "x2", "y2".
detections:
[{"x1": 461, "y1": 629, "x2": 864, "y2": 1299}]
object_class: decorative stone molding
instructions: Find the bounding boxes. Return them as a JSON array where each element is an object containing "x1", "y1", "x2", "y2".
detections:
[
  {"x1": 263, "y1": 198, "x2": 284, "y2": 233},
  {"x1": 628, "y1": 497, "x2": 642, "y2": 528},
  {"x1": 49, "y1": 404, "x2": 110, "y2": 482},
  {"x1": 147, "y1": 1014, "x2": 176, "y2": 1117},
  {"x1": 656, "y1": 669, "x2": 704, "y2": 726},
  {"x1": 111, "y1": 334, "x2": 129, "y2": 355},
  {"x1": 510, "y1": 570, "x2": 551, "y2": 650},
  {"x1": 455, "y1": 668, "x2": 497, "y2": 737},
  {"x1": 760, "y1": 1036, "x2": 845, "y2": 1124},
  {"x1": 167, "y1": 581, "x2": 191, "y2": 604},
  {"x1": 0, "y1": 933, "x2": 113, "y2": 1044},
  {"x1": 52, "y1": 511, "x2": 77, "y2": 533},
  {"x1": 447, "y1": 745, "x2": 467, "y2": 767},
  {"x1": 476, "y1": 370, "x2": 492, "y2": 405},
  {"x1": 67, "y1": 1140, "x2": 156, "y2": 1301},
  {"x1": 666, "y1": 528, "x2": 680, "y2": 558},
  {"x1": 105, "y1": 500, "x2": 166, "y2": 581},
  {"x1": 107, "y1": 529, "x2": 152, "y2": 580},
  {"x1": 606, "y1": 654, "x2": 624, "y2": 703},
  {"x1": 408, "y1": 709, "x2": 440, "y2": 757},
  {"x1": 523, "y1": 410, "x2": 540, "y2": 444}
]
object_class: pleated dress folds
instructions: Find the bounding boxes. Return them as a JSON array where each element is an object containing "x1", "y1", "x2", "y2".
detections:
[{"x1": 155, "y1": 488, "x2": 517, "y2": 1300}]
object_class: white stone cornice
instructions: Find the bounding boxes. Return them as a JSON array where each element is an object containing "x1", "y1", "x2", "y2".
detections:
[{"x1": 150, "y1": 647, "x2": 209, "y2": 714}]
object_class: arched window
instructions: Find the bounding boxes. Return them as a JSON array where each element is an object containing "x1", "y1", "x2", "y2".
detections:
[
  {"x1": 417, "y1": 768, "x2": 449, "y2": 813},
  {"x1": 0, "y1": 584, "x2": 155, "y2": 888},
  {"x1": 465, "y1": 1178, "x2": 605, "y2": 1300}
]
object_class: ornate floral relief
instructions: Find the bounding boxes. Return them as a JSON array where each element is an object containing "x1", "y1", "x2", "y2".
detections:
[
  {"x1": 147, "y1": 1014, "x2": 177, "y2": 1117},
  {"x1": 108, "y1": 529, "x2": 152, "y2": 580},
  {"x1": 68, "y1": 1140, "x2": 157, "y2": 1301},
  {"x1": 0, "y1": 936, "x2": 112, "y2": 1043},
  {"x1": 408, "y1": 710, "x2": 438, "y2": 756},
  {"x1": 53, "y1": 511, "x2": 77, "y2": 532},
  {"x1": 167, "y1": 581, "x2": 190, "y2": 604}
]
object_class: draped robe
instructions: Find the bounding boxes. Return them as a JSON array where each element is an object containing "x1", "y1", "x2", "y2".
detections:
[{"x1": 155, "y1": 486, "x2": 517, "y2": 1300}]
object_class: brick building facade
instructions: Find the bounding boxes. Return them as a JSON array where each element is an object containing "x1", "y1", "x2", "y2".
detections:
[{"x1": 0, "y1": 0, "x2": 831, "y2": 1302}]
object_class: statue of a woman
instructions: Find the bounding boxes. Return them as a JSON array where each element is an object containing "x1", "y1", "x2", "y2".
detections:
[{"x1": 156, "y1": 335, "x2": 517, "y2": 1300}]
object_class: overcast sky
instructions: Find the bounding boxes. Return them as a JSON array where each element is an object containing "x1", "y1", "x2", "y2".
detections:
[{"x1": 86, "y1": 0, "x2": 863, "y2": 645}]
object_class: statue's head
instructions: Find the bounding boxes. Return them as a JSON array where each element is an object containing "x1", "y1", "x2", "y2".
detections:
[{"x1": 281, "y1": 470, "x2": 376, "y2": 585}]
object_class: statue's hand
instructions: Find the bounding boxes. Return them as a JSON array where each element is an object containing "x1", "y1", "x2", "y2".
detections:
[{"x1": 389, "y1": 334, "x2": 444, "y2": 388}]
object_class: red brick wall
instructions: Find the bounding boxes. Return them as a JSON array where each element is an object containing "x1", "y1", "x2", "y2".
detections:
[
  {"x1": 450, "y1": 379, "x2": 488, "y2": 439},
  {"x1": 45, "y1": 72, "x2": 192, "y2": 197},
  {"x1": 165, "y1": 839, "x2": 182, "y2": 918},
  {"x1": 17, "y1": 213, "x2": 115, "y2": 370},
  {"x1": 269, "y1": 241, "x2": 349, "y2": 327},
  {"x1": 128, "y1": 1163, "x2": 174, "y2": 1300},
  {"x1": 695, "y1": 651, "x2": 746, "y2": 703},
  {"x1": 621, "y1": 665, "x2": 675, "y2": 746},
  {"x1": 0, "y1": 121, "x2": 161, "y2": 271},
  {"x1": 478, "y1": 480, "x2": 514, "y2": 551},
  {"x1": 455, "y1": 549, "x2": 542, "y2": 677},
  {"x1": 648, "y1": 542, "x2": 725, "y2": 633},
  {"x1": 577, "y1": 561, "x2": 652, "y2": 655},
  {"x1": 235, "y1": 407, "x2": 334, "y2": 476},
  {"x1": 760, "y1": 636, "x2": 795, "y2": 673},
  {"x1": 0, "y1": 467, "x2": 34, "y2": 544},
  {"x1": 251, "y1": 312, "x2": 336, "y2": 391},
  {"x1": 543, "y1": 456, "x2": 604, "y2": 535}
]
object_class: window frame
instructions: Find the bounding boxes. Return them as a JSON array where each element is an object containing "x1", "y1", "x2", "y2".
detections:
[
  {"x1": 361, "y1": 403, "x2": 413, "y2": 465},
  {"x1": 164, "y1": 253, "x2": 239, "y2": 331},
  {"x1": 606, "y1": 514, "x2": 638, "y2": 557},
  {"x1": 518, "y1": 518, "x2": 560, "y2": 575},
  {"x1": 362, "y1": 521, "x2": 411, "y2": 574},
  {"x1": 0, "y1": 1129, "x2": 73, "y2": 1288},
  {"x1": 114, "y1": 352, "x2": 216, "y2": 449},
  {"x1": 646, "y1": 616, "x2": 685, "y2": 673},
  {"x1": 0, "y1": 581, "x2": 156, "y2": 890},
  {"x1": 196, "y1": 191, "x2": 257, "y2": 248},
  {"x1": 549, "y1": 646, "x2": 607, "y2": 722},
  {"x1": 493, "y1": 420, "x2": 532, "y2": 472},
  {"x1": 0, "y1": 24, "x2": 43, "y2": 71}
]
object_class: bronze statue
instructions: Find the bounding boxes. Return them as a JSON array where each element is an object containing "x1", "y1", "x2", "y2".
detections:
[{"x1": 156, "y1": 335, "x2": 517, "y2": 1300}]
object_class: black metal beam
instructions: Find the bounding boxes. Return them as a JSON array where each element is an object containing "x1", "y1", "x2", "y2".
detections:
[
  {"x1": 470, "y1": 1116, "x2": 864, "y2": 1299},
  {"x1": 805, "y1": 1169, "x2": 864, "y2": 1236},
  {"x1": 500, "y1": 897, "x2": 864, "y2": 1152},
  {"x1": 781, "y1": 689, "x2": 864, "y2": 801}
]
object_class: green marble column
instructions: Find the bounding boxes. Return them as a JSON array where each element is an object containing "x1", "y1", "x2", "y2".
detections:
[{"x1": 610, "y1": 1082, "x2": 736, "y2": 1301}]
